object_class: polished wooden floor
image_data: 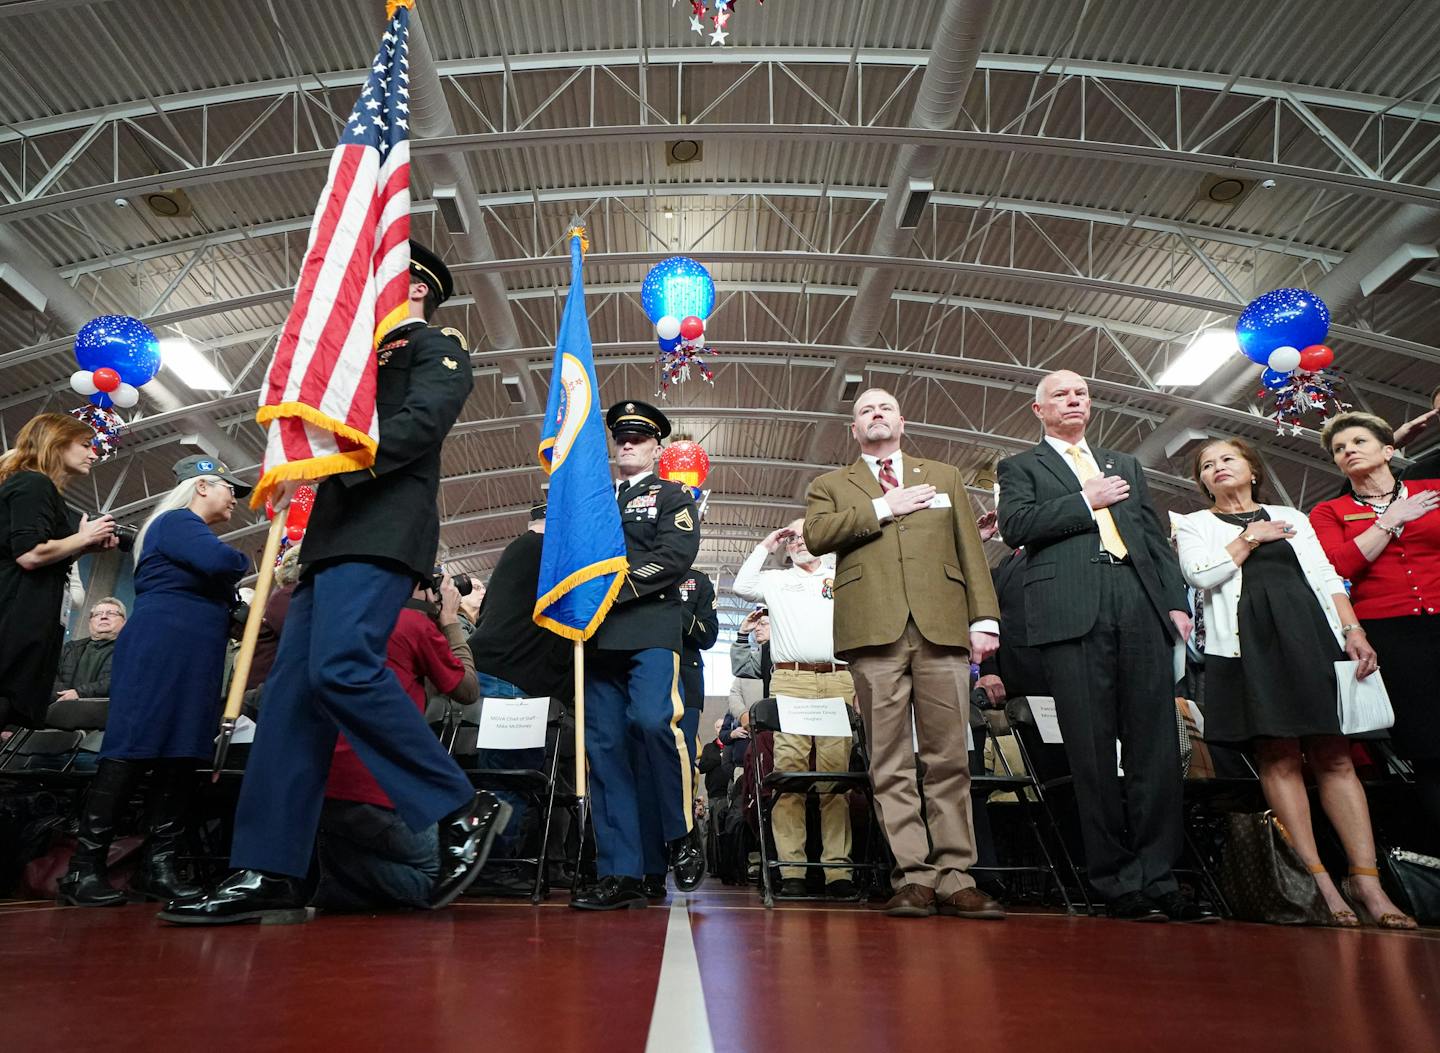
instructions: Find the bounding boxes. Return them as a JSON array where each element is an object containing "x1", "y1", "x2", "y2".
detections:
[{"x1": 3, "y1": 884, "x2": 1439, "y2": 1052}]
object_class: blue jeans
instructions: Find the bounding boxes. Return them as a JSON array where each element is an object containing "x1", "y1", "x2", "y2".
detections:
[{"x1": 314, "y1": 800, "x2": 439, "y2": 911}]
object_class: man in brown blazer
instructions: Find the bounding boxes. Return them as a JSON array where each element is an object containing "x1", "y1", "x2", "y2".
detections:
[{"x1": 804, "y1": 388, "x2": 1004, "y2": 919}]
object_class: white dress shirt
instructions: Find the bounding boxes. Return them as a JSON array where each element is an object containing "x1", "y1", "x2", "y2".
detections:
[{"x1": 1043, "y1": 434, "x2": 1099, "y2": 512}]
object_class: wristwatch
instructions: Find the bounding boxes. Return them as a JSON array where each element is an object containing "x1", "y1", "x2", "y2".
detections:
[{"x1": 1242, "y1": 533, "x2": 1261, "y2": 548}]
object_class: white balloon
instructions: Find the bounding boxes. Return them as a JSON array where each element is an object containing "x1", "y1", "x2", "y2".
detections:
[
  {"x1": 71, "y1": 370, "x2": 98, "y2": 396},
  {"x1": 1267, "y1": 345, "x2": 1302, "y2": 372},
  {"x1": 110, "y1": 384, "x2": 140, "y2": 408},
  {"x1": 655, "y1": 315, "x2": 682, "y2": 341}
]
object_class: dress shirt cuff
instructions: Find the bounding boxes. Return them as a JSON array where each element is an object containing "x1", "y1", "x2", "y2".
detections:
[
  {"x1": 1077, "y1": 489, "x2": 1093, "y2": 512},
  {"x1": 970, "y1": 619, "x2": 999, "y2": 636},
  {"x1": 872, "y1": 497, "x2": 893, "y2": 523}
]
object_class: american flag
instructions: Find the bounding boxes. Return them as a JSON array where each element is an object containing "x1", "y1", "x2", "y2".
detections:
[{"x1": 252, "y1": 1, "x2": 415, "y2": 508}]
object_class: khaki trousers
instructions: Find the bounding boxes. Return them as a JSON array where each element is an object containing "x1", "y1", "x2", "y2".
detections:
[
  {"x1": 846, "y1": 619, "x2": 977, "y2": 896},
  {"x1": 768, "y1": 667, "x2": 855, "y2": 882}
]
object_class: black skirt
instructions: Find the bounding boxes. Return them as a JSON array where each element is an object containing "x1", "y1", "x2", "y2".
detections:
[{"x1": 1204, "y1": 512, "x2": 1348, "y2": 746}]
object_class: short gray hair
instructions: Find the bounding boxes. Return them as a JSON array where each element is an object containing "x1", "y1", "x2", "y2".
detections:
[{"x1": 90, "y1": 597, "x2": 126, "y2": 618}]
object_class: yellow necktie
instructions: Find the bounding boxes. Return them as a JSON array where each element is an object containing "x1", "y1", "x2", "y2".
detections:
[{"x1": 1066, "y1": 446, "x2": 1129, "y2": 559}]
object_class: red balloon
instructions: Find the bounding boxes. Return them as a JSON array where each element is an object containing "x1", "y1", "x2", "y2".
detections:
[
  {"x1": 286, "y1": 525, "x2": 305, "y2": 542},
  {"x1": 1298, "y1": 344, "x2": 1334, "y2": 371},
  {"x1": 679, "y1": 315, "x2": 705, "y2": 341},
  {"x1": 92, "y1": 367, "x2": 121, "y2": 393},
  {"x1": 658, "y1": 440, "x2": 710, "y2": 488}
]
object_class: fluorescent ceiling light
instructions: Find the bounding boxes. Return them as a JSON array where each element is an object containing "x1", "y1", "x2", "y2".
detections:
[
  {"x1": 160, "y1": 338, "x2": 229, "y2": 391},
  {"x1": 1158, "y1": 329, "x2": 1240, "y2": 387}
]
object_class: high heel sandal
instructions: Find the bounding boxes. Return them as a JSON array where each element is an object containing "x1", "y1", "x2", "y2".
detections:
[
  {"x1": 1340, "y1": 866, "x2": 1418, "y2": 931},
  {"x1": 1308, "y1": 863, "x2": 1358, "y2": 927}
]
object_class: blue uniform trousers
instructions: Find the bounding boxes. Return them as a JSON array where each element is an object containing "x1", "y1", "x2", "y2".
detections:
[
  {"x1": 231, "y1": 560, "x2": 474, "y2": 878},
  {"x1": 586, "y1": 647, "x2": 692, "y2": 879}
]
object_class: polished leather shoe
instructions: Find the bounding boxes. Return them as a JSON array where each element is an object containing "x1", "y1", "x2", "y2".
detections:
[
  {"x1": 938, "y1": 887, "x2": 1006, "y2": 920},
  {"x1": 882, "y1": 883, "x2": 937, "y2": 917},
  {"x1": 431, "y1": 791, "x2": 512, "y2": 910},
  {"x1": 56, "y1": 865, "x2": 128, "y2": 908},
  {"x1": 1151, "y1": 890, "x2": 1219, "y2": 924},
  {"x1": 826, "y1": 878, "x2": 861, "y2": 901},
  {"x1": 158, "y1": 869, "x2": 312, "y2": 926},
  {"x1": 570, "y1": 876, "x2": 648, "y2": 911},
  {"x1": 669, "y1": 827, "x2": 706, "y2": 892},
  {"x1": 643, "y1": 874, "x2": 668, "y2": 900},
  {"x1": 1106, "y1": 891, "x2": 1167, "y2": 922},
  {"x1": 777, "y1": 877, "x2": 808, "y2": 898}
]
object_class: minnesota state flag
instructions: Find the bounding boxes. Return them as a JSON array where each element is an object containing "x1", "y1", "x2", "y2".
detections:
[{"x1": 533, "y1": 230, "x2": 628, "y2": 640}]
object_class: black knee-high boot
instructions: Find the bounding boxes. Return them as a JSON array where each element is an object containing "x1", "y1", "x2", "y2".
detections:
[
  {"x1": 130, "y1": 759, "x2": 204, "y2": 903},
  {"x1": 56, "y1": 758, "x2": 143, "y2": 906}
]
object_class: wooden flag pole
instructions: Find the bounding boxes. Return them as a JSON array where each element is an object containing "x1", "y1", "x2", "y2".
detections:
[
  {"x1": 573, "y1": 639, "x2": 586, "y2": 798},
  {"x1": 212, "y1": 508, "x2": 288, "y2": 779}
]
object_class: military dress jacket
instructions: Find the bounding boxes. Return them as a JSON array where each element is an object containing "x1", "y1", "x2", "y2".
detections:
[
  {"x1": 677, "y1": 568, "x2": 720, "y2": 708},
  {"x1": 591, "y1": 474, "x2": 701, "y2": 654},
  {"x1": 300, "y1": 320, "x2": 473, "y2": 579}
]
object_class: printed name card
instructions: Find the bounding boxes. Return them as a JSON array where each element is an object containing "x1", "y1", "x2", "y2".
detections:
[
  {"x1": 776, "y1": 695, "x2": 853, "y2": 738},
  {"x1": 1026, "y1": 696, "x2": 1063, "y2": 744},
  {"x1": 477, "y1": 697, "x2": 550, "y2": 750}
]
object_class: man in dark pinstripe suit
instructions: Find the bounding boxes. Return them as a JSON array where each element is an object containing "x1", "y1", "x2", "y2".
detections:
[{"x1": 997, "y1": 370, "x2": 1214, "y2": 923}]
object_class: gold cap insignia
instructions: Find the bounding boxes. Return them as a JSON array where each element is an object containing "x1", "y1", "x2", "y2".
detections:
[{"x1": 625, "y1": 402, "x2": 635, "y2": 413}]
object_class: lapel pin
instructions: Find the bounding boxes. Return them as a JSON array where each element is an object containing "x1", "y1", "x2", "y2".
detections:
[{"x1": 913, "y1": 467, "x2": 920, "y2": 474}]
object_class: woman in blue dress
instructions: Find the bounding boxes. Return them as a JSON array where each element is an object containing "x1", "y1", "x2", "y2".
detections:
[{"x1": 58, "y1": 456, "x2": 251, "y2": 906}]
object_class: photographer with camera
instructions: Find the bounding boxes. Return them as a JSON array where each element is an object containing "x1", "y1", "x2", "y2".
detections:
[{"x1": 314, "y1": 573, "x2": 479, "y2": 912}]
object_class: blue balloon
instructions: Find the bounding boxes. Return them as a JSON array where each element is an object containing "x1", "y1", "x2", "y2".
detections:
[
  {"x1": 1235, "y1": 289, "x2": 1330, "y2": 365},
  {"x1": 1260, "y1": 367, "x2": 1292, "y2": 390},
  {"x1": 74, "y1": 315, "x2": 162, "y2": 387},
  {"x1": 640, "y1": 256, "x2": 716, "y2": 324},
  {"x1": 658, "y1": 335, "x2": 682, "y2": 352}
]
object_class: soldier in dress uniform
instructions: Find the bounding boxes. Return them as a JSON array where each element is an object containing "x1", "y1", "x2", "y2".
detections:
[
  {"x1": 163, "y1": 243, "x2": 508, "y2": 925},
  {"x1": 571, "y1": 401, "x2": 707, "y2": 910}
]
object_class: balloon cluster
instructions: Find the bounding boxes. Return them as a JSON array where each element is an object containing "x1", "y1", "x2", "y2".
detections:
[
  {"x1": 68, "y1": 405, "x2": 125, "y2": 462},
  {"x1": 1235, "y1": 288, "x2": 1349, "y2": 433},
  {"x1": 642, "y1": 256, "x2": 719, "y2": 395},
  {"x1": 683, "y1": 0, "x2": 763, "y2": 45},
  {"x1": 70, "y1": 315, "x2": 162, "y2": 410}
]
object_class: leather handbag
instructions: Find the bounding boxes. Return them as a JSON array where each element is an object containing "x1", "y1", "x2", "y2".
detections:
[
  {"x1": 1219, "y1": 811, "x2": 1330, "y2": 925},
  {"x1": 1380, "y1": 846, "x2": 1440, "y2": 926}
]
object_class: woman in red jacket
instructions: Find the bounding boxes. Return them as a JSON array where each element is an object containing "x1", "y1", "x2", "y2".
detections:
[{"x1": 1310, "y1": 411, "x2": 1440, "y2": 868}]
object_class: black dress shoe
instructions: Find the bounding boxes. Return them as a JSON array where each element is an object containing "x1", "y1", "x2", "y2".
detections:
[
  {"x1": 158, "y1": 870, "x2": 312, "y2": 926},
  {"x1": 826, "y1": 879, "x2": 860, "y2": 900},
  {"x1": 1151, "y1": 890, "x2": 1219, "y2": 924},
  {"x1": 669, "y1": 827, "x2": 705, "y2": 892},
  {"x1": 431, "y1": 791, "x2": 512, "y2": 910},
  {"x1": 777, "y1": 877, "x2": 808, "y2": 898},
  {"x1": 570, "y1": 876, "x2": 649, "y2": 911},
  {"x1": 1106, "y1": 891, "x2": 1167, "y2": 922},
  {"x1": 643, "y1": 874, "x2": 668, "y2": 900}
]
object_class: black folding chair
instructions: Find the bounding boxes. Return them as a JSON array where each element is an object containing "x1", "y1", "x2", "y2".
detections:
[
  {"x1": 747, "y1": 697, "x2": 886, "y2": 908},
  {"x1": 440, "y1": 698, "x2": 576, "y2": 904},
  {"x1": 0, "y1": 728, "x2": 90, "y2": 776}
]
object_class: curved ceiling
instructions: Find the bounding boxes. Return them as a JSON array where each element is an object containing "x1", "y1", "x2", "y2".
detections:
[{"x1": 3, "y1": 0, "x2": 1439, "y2": 625}]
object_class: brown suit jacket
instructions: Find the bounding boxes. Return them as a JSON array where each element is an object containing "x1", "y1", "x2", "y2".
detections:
[{"x1": 804, "y1": 454, "x2": 1000, "y2": 655}]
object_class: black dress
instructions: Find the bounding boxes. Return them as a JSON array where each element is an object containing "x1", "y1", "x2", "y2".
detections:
[
  {"x1": 0, "y1": 471, "x2": 79, "y2": 728},
  {"x1": 1205, "y1": 510, "x2": 1348, "y2": 745}
]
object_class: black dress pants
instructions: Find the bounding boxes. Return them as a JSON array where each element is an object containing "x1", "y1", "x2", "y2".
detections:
[{"x1": 1038, "y1": 563, "x2": 1182, "y2": 902}]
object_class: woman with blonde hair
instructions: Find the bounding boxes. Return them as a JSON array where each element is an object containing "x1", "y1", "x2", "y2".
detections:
[
  {"x1": 1175, "y1": 437, "x2": 1414, "y2": 929},
  {"x1": 57, "y1": 455, "x2": 251, "y2": 906},
  {"x1": 0, "y1": 413, "x2": 117, "y2": 729}
]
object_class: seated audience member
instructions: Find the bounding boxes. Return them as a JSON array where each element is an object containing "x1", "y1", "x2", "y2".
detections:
[
  {"x1": 1176, "y1": 438, "x2": 1414, "y2": 929},
  {"x1": 1310, "y1": 411, "x2": 1440, "y2": 851},
  {"x1": 734, "y1": 519, "x2": 857, "y2": 899},
  {"x1": 51, "y1": 597, "x2": 127, "y2": 706},
  {"x1": 727, "y1": 607, "x2": 770, "y2": 717},
  {"x1": 314, "y1": 575, "x2": 478, "y2": 911},
  {"x1": 466, "y1": 506, "x2": 574, "y2": 881},
  {"x1": 57, "y1": 456, "x2": 250, "y2": 907}
]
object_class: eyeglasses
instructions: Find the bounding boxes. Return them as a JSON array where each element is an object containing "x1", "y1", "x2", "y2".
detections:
[{"x1": 90, "y1": 609, "x2": 122, "y2": 620}]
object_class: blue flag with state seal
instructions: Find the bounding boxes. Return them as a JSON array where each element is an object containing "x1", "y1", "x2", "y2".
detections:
[{"x1": 533, "y1": 230, "x2": 628, "y2": 640}]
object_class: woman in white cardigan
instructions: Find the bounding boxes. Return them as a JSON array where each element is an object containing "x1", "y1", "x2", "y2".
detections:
[{"x1": 1175, "y1": 437, "x2": 1413, "y2": 929}]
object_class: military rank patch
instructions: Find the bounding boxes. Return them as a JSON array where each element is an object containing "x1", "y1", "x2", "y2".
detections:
[
  {"x1": 440, "y1": 327, "x2": 469, "y2": 351},
  {"x1": 441, "y1": 357, "x2": 458, "y2": 371},
  {"x1": 674, "y1": 508, "x2": 694, "y2": 532},
  {"x1": 633, "y1": 562, "x2": 663, "y2": 579}
]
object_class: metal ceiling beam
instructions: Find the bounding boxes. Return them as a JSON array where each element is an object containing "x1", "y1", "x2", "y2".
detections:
[
  {"x1": 7, "y1": 121, "x2": 1440, "y2": 226},
  {"x1": 7, "y1": 48, "x2": 1440, "y2": 145}
]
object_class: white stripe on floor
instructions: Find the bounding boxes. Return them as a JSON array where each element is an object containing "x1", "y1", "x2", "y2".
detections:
[{"x1": 645, "y1": 897, "x2": 714, "y2": 1053}]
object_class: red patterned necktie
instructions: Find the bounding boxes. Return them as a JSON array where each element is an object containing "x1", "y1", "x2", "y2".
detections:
[{"x1": 878, "y1": 458, "x2": 899, "y2": 493}]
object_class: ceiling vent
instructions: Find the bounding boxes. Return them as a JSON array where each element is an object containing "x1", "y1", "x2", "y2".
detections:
[
  {"x1": 840, "y1": 373, "x2": 864, "y2": 402},
  {"x1": 142, "y1": 189, "x2": 193, "y2": 218},
  {"x1": 502, "y1": 375, "x2": 526, "y2": 404},
  {"x1": 897, "y1": 178, "x2": 933, "y2": 229},
  {"x1": 1196, "y1": 174, "x2": 1255, "y2": 207},
  {"x1": 666, "y1": 139, "x2": 703, "y2": 166}
]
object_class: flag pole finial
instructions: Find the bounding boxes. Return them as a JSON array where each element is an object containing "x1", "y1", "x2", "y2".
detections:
[
  {"x1": 568, "y1": 223, "x2": 590, "y2": 256},
  {"x1": 386, "y1": 0, "x2": 416, "y2": 19}
]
